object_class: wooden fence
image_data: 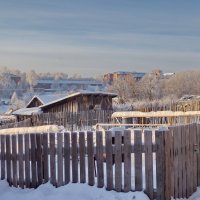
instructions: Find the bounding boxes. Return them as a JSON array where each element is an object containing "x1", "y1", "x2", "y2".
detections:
[{"x1": 0, "y1": 124, "x2": 200, "y2": 199}]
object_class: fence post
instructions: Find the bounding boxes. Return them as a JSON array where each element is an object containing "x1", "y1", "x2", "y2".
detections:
[{"x1": 155, "y1": 130, "x2": 166, "y2": 200}]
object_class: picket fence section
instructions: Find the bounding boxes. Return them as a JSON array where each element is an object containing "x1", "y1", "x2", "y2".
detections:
[{"x1": 0, "y1": 123, "x2": 200, "y2": 200}]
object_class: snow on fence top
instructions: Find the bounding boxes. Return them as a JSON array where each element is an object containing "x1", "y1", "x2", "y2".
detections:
[
  {"x1": 0, "y1": 125, "x2": 65, "y2": 135},
  {"x1": 112, "y1": 111, "x2": 200, "y2": 118}
]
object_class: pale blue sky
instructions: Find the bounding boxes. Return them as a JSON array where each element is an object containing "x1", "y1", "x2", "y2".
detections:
[{"x1": 0, "y1": 0, "x2": 200, "y2": 76}]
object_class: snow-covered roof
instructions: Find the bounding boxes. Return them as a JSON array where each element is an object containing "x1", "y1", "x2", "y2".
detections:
[
  {"x1": 12, "y1": 107, "x2": 42, "y2": 116},
  {"x1": 40, "y1": 91, "x2": 117, "y2": 109},
  {"x1": 0, "y1": 125, "x2": 65, "y2": 135},
  {"x1": 36, "y1": 79, "x2": 103, "y2": 85},
  {"x1": 112, "y1": 111, "x2": 200, "y2": 118},
  {"x1": 26, "y1": 94, "x2": 67, "y2": 107},
  {"x1": 0, "y1": 115, "x2": 16, "y2": 122}
]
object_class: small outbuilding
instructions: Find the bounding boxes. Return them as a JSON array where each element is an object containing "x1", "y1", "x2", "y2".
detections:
[{"x1": 40, "y1": 91, "x2": 117, "y2": 113}]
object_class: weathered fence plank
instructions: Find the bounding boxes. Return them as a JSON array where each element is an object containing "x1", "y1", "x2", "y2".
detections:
[
  {"x1": 96, "y1": 131, "x2": 104, "y2": 188},
  {"x1": 197, "y1": 123, "x2": 200, "y2": 186},
  {"x1": 11, "y1": 134, "x2": 18, "y2": 187},
  {"x1": 144, "y1": 130, "x2": 153, "y2": 199},
  {"x1": 105, "y1": 131, "x2": 113, "y2": 191},
  {"x1": 36, "y1": 134, "x2": 43, "y2": 186},
  {"x1": 43, "y1": 133, "x2": 49, "y2": 183},
  {"x1": 24, "y1": 134, "x2": 30, "y2": 188},
  {"x1": 79, "y1": 132, "x2": 86, "y2": 183},
  {"x1": 0, "y1": 135, "x2": 5, "y2": 180},
  {"x1": 57, "y1": 133, "x2": 63, "y2": 187},
  {"x1": 115, "y1": 131, "x2": 122, "y2": 192},
  {"x1": 71, "y1": 132, "x2": 78, "y2": 183},
  {"x1": 155, "y1": 130, "x2": 165, "y2": 200},
  {"x1": 6, "y1": 135, "x2": 11, "y2": 186},
  {"x1": 30, "y1": 133, "x2": 37, "y2": 188},
  {"x1": 135, "y1": 130, "x2": 142, "y2": 191},
  {"x1": 64, "y1": 132, "x2": 70, "y2": 184},
  {"x1": 87, "y1": 131, "x2": 94, "y2": 186},
  {"x1": 124, "y1": 130, "x2": 131, "y2": 192},
  {"x1": 50, "y1": 133, "x2": 56, "y2": 186}
]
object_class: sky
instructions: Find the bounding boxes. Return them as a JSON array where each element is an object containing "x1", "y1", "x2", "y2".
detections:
[{"x1": 0, "y1": 0, "x2": 200, "y2": 77}]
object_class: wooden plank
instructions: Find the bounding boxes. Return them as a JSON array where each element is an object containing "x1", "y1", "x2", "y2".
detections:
[
  {"x1": 178, "y1": 125, "x2": 183, "y2": 197},
  {"x1": 115, "y1": 131, "x2": 122, "y2": 192},
  {"x1": 168, "y1": 127, "x2": 175, "y2": 198},
  {"x1": 185, "y1": 124, "x2": 191, "y2": 198},
  {"x1": 36, "y1": 134, "x2": 43, "y2": 186},
  {"x1": 189, "y1": 124, "x2": 194, "y2": 196},
  {"x1": 124, "y1": 130, "x2": 131, "y2": 192},
  {"x1": 42, "y1": 133, "x2": 49, "y2": 183},
  {"x1": 173, "y1": 126, "x2": 179, "y2": 198},
  {"x1": 6, "y1": 134, "x2": 12, "y2": 186},
  {"x1": 64, "y1": 132, "x2": 70, "y2": 184},
  {"x1": 18, "y1": 134, "x2": 24, "y2": 188},
  {"x1": 197, "y1": 123, "x2": 200, "y2": 186},
  {"x1": 135, "y1": 130, "x2": 142, "y2": 191},
  {"x1": 155, "y1": 130, "x2": 165, "y2": 200},
  {"x1": 105, "y1": 130, "x2": 113, "y2": 190},
  {"x1": 49, "y1": 132, "x2": 56, "y2": 186},
  {"x1": 30, "y1": 133, "x2": 37, "y2": 188},
  {"x1": 24, "y1": 134, "x2": 30, "y2": 188},
  {"x1": 0, "y1": 135, "x2": 5, "y2": 180},
  {"x1": 181, "y1": 126, "x2": 187, "y2": 198},
  {"x1": 79, "y1": 131, "x2": 86, "y2": 183},
  {"x1": 193, "y1": 123, "x2": 198, "y2": 192},
  {"x1": 11, "y1": 134, "x2": 18, "y2": 187},
  {"x1": 87, "y1": 131, "x2": 94, "y2": 186},
  {"x1": 96, "y1": 131, "x2": 104, "y2": 188},
  {"x1": 57, "y1": 133, "x2": 63, "y2": 187},
  {"x1": 71, "y1": 132, "x2": 78, "y2": 183},
  {"x1": 144, "y1": 130, "x2": 153, "y2": 199}
]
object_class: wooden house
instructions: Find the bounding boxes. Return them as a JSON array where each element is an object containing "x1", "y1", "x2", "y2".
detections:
[{"x1": 40, "y1": 91, "x2": 117, "y2": 113}]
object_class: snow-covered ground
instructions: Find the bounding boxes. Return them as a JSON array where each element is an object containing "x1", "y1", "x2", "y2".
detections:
[
  {"x1": 0, "y1": 180, "x2": 149, "y2": 200},
  {"x1": 1, "y1": 180, "x2": 200, "y2": 200}
]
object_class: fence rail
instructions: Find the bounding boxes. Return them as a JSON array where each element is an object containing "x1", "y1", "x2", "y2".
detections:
[{"x1": 0, "y1": 123, "x2": 200, "y2": 200}]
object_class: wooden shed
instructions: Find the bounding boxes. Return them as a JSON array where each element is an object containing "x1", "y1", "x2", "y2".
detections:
[{"x1": 40, "y1": 91, "x2": 117, "y2": 113}]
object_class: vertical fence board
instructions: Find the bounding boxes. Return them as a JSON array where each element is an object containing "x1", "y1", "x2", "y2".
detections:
[
  {"x1": 6, "y1": 135, "x2": 11, "y2": 186},
  {"x1": 71, "y1": 132, "x2": 78, "y2": 183},
  {"x1": 87, "y1": 131, "x2": 94, "y2": 186},
  {"x1": 18, "y1": 134, "x2": 24, "y2": 188},
  {"x1": 30, "y1": 134, "x2": 37, "y2": 188},
  {"x1": 24, "y1": 134, "x2": 30, "y2": 188},
  {"x1": 186, "y1": 125, "x2": 191, "y2": 198},
  {"x1": 96, "y1": 131, "x2": 104, "y2": 188},
  {"x1": 169, "y1": 128, "x2": 174, "y2": 198},
  {"x1": 178, "y1": 126, "x2": 183, "y2": 197},
  {"x1": 144, "y1": 130, "x2": 153, "y2": 199},
  {"x1": 197, "y1": 123, "x2": 200, "y2": 186},
  {"x1": 11, "y1": 134, "x2": 18, "y2": 187},
  {"x1": 193, "y1": 123, "x2": 198, "y2": 192},
  {"x1": 50, "y1": 133, "x2": 56, "y2": 186},
  {"x1": 155, "y1": 130, "x2": 165, "y2": 200},
  {"x1": 43, "y1": 133, "x2": 49, "y2": 183},
  {"x1": 115, "y1": 131, "x2": 122, "y2": 192},
  {"x1": 105, "y1": 131, "x2": 113, "y2": 190},
  {"x1": 64, "y1": 132, "x2": 70, "y2": 184},
  {"x1": 36, "y1": 134, "x2": 43, "y2": 186},
  {"x1": 79, "y1": 132, "x2": 86, "y2": 183},
  {"x1": 181, "y1": 126, "x2": 187, "y2": 198},
  {"x1": 189, "y1": 124, "x2": 194, "y2": 196},
  {"x1": 57, "y1": 133, "x2": 63, "y2": 187},
  {"x1": 135, "y1": 130, "x2": 142, "y2": 191},
  {"x1": 124, "y1": 130, "x2": 131, "y2": 192},
  {"x1": 0, "y1": 135, "x2": 5, "y2": 180},
  {"x1": 173, "y1": 126, "x2": 179, "y2": 198}
]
